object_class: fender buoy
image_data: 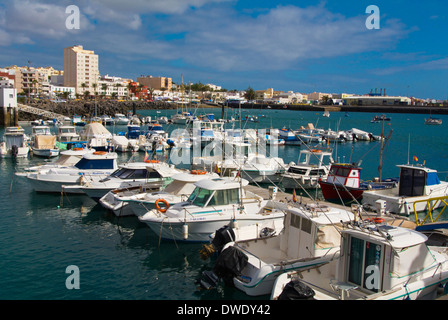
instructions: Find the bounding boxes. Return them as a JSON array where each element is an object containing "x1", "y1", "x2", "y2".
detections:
[
  {"x1": 155, "y1": 199, "x2": 170, "y2": 213},
  {"x1": 93, "y1": 151, "x2": 107, "y2": 155},
  {"x1": 366, "y1": 217, "x2": 385, "y2": 224},
  {"x1": 190, "y1": 170, "x2": 207, "y2": 175}
]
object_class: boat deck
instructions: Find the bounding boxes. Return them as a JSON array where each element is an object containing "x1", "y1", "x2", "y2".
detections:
[{"x1": 244, "y1": 185, "x2": 417, "y2": 229}]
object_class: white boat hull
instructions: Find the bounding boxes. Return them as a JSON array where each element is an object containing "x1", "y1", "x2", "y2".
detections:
[
  {"x1": 32, "y1": 147, "x2": 59, "y2": 158},
  {"x1": 139, "y1": 212, "x2": 284, "y2": 242},
  {"x1": 0, "y1": 146, "x2": 29, "y2": 158}
]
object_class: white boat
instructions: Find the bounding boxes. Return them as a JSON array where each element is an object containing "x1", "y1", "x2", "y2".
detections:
[
  {"x1": 203, "y1": 202, "x2": 354, "y2": 296},
  {"x1": 114, "y1": 113, "x2": 130, "y2": 125},
  {"x1": 103, "y1": 170, "x2": 218, "y2": 217},
  {"x1": 280, "y1": 148, "x2": 334, "y2": 190},
  {"x1": 138, "y1": 123, "x2": 169, "y2": 152},
  {"x1": 30, "y1": 126, "x2": 59, "y2": 158},
  {"x1": 72, "y1": 115, "x2": 86, "y2": 126},
  {"x1": 100, "y1": 115, "x2": 114, "y2": 125},
  {"x1": 57, "y1": 125, "x2": 81, "y2": 143},
  {"x1": 362, "y1": 163, "x2": 448, "y2": 215},
  {"x1": 112, "y1": 135, "x2": 138, "y2": 152},
  {"x1": 171, "y1": 112, "x2": 192, "y2": 125},
  {"x1": 240, "y1": 153, "x2": 286, "y2": 183},
  {"x1": 346, "y1": 128, "x2": 375, "y2": 141},
  {"x1": 425, "y1": 117, "x2": 442, "y2": 125},
  {"x1": 23, "y1": 148, "x2": 95, "y2": 172},
  {"x1": 322, "y1": 129, "x2": 350, "y2": 143},
  {"x1": 271, "y1": 219, "x2": 448, "y2": 300},
  {"x1": 79, "y1": 122, "x2": 113, "y2": 152},
  {"x1": 66, "y1": 160, "x2": 180, "y2": 201},
  {"x1": 15, "y1": 151, "x2": 118, "y2": 193},
  {"x1": 0, "y1": 126, "x2": 29, "y2": 158},
  {"x1": 261, "y1": 129, "x2": 285, "y2": 146},
  {"x1": 138, "y1": 177, "x2": 287, "y2": 242},
  {"x1": 323, "y1": 110, "x2": 330, "y2": 118},
  {"x1": 278, "y1": 128, "x2": 301, "y2": 146}
]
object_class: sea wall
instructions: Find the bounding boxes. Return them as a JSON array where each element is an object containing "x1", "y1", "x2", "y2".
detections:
[{"x1": 228, "y1": 103, "x2": 448, "y2": 115}]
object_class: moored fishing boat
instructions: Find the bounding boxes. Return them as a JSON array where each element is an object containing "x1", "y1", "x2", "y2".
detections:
[
  {"x1": 280, "y1": 148, "x2": 333, "y2": 190},
  {"x1": 65, "y1": 160, "x2": 180, "y2": 201},
  {"x1": 271, "y1": 218, "x2": 448, "y2": 300},
  {"x1": 0, "y1": 126, "x2": 30, "y2": 158},
  {"x1": 201, "y1": 201, "x2": 354, "y2": 296},
  {"x1": 103, "y1": 170, "x2": 218, "y2": 217},
  {"x1": 362, "y1": 163, "x2": 448, "y2": 215},
  {"x1": 319, "y1": 163, "x2": 397, "y2": 203},
  {"x1": 138, "y1": 177, "x2": 286, "y2": 242},
  {"x1": 15, "y1": 151, "x2": 118, "y2": 193},
  {"x1": 30, "y1": 126, "x2": 59, "y2": 158}
]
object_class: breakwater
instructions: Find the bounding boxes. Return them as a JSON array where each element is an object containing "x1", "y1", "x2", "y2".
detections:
[{"x1": 228, "y1": 103, "x2": 448, "y2": 115}]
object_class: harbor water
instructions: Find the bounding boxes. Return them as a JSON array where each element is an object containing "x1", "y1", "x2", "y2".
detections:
[{"x1": 1, "y1": 107, "x2": 447, "y2": 300}]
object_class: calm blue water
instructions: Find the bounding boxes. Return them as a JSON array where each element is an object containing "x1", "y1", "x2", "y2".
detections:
[{"x1": 1, "y1": 107, "x2": 447, "y2": 300}]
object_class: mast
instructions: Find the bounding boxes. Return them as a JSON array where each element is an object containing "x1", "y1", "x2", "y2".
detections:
[{"x1": 378, "y1": 115, "x2": 385, "y2": 181}]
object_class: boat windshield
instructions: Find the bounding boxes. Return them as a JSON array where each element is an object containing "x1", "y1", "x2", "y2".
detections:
[
  {"x1": 74, "y1": 158, "x2": 115, "y2": 170},
  {"x1": 187, "y1": 187, "x2": 214, "y2": 207},
  {"x1": 110, "y1": 168, "x2": 158, "y2": 179},
  {"x1": 331, "y1": 167, "x2": 351, "y2": 177}
]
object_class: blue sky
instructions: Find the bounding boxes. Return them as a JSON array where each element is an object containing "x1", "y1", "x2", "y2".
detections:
[{"x1": 0, "y1": 0, "x2": 447, "y2": 99}]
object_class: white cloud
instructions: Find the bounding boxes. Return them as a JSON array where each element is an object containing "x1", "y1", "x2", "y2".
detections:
[{"x1": 1, "y1": 0, "x2": 92, "y2": 39}]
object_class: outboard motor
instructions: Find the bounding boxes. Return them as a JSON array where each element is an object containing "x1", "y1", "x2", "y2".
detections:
[
  {"x1": 11, "y1": 145, "x2": 19, "y2": 158},
  {"x1": 278, "y1": 279, "x2": 315, "y2": 300},
  {"x1": 199, "y1": 225, "x2": 235, "y2": 260}
]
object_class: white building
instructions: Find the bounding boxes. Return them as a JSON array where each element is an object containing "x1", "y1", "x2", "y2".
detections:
[
  {"x1": 0, "y1": 87, "x2": 17, "y2": 108},
  {"x1": 50, "y1": 85, "x2": 76, "y2": 99},
  {"x1": 97, "y1": 74, "x2": 130, "y2": 98}
]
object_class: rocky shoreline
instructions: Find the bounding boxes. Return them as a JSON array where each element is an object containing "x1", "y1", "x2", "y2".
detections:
[{"x1": 18, "y1": 100, "x2": 179, "y2": 121}]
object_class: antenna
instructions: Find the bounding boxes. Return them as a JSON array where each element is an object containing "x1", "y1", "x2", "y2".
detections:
[{"x1": 407, "y1": 134, "x2": 410, "y2": 164}]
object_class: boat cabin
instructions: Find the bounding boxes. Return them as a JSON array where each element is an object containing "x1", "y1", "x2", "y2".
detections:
[
  {"x1": 332, "y1": 223, "x2": 436, "y2": 299},
  {"x1": 326, "y1": 163, "x2": 361, "y2": 189},
  {"x1": 397, "y1": 164, "x2": 441, "y2": 197},
  {"x1": 187, "y1": 178, "x2": 249, "y2": 208},
  {"x1": 74, "y1": 152, "x2": 118, "y2": 170},
  {"x1": 32, "y1": 126, "x2": 52, "y2": 136},
  {"x1": 58, "y1": 126, "x2": 81, "y2": 143},
  {"x1": 287, "y1": 149, "x2": 333, "y2": 176}
]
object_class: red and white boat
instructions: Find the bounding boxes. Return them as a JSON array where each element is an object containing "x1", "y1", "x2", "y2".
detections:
[{"x1": 319, "y1": 163, "x2": 397, "y2": 202}]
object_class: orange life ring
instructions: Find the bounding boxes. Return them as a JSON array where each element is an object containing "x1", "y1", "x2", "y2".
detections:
[
  {"x1": 155, "y1": 199, "x2": 170, "y2": 213},
  {"x1": 93, "y1": 151, "x2": 107, "y2": 155},
  {"x1": 144, "y1": 159, "x2": 159, "y2": 163},
  {"x1": 366, "y1": 217, "x2": 385, "y2": 224},
  {"x1": 310, "y1": 149, "x2": 321, "y2": 153},
  {"x1": 73, "y1": 147, "x2": 83, "y2": 151},
  {"x1": 190, "y1": 170, "x2": 207, "y2": 175}
]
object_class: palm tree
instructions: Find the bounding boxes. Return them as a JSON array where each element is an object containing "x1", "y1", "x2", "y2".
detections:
[
  {"x1": 80, "y1": 82, "x2": 87, "y2": 99},
  {"x1": 244, "y1": 87, "x2": 256, "y2": 101}
]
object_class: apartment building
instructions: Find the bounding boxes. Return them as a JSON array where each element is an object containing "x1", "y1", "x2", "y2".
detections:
[
  {"x1": 97, "y1": 74, "x2": 130, "y2": 98},
  {"x1": 137, "y1": 75, "x2": 172, "y2": 91},
  {"x1": 63, "y1": 45, "x2": 99, "y2": 95}
]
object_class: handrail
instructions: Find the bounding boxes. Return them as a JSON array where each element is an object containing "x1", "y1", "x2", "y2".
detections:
[{"x1": 413, "y1": 196, "x2": 448, "y2": 227}]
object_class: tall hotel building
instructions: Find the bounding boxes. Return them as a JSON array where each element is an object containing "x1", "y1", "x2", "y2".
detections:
[{"x1": 63, "y1": 45, "x2": 99, "y2": 95}]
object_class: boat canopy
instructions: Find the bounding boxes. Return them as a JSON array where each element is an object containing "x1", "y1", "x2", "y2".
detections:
[
  {"x1": 194, "y1": 177, "x2": 249, "y2": 191},
  {"x1": 398, "y1": 165, "x2": 441, "y2": 197}
]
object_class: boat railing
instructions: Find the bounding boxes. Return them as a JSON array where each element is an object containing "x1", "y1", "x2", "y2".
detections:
[{"x1": 412, "y1": 196, "x2": 448, "y2": 227}]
